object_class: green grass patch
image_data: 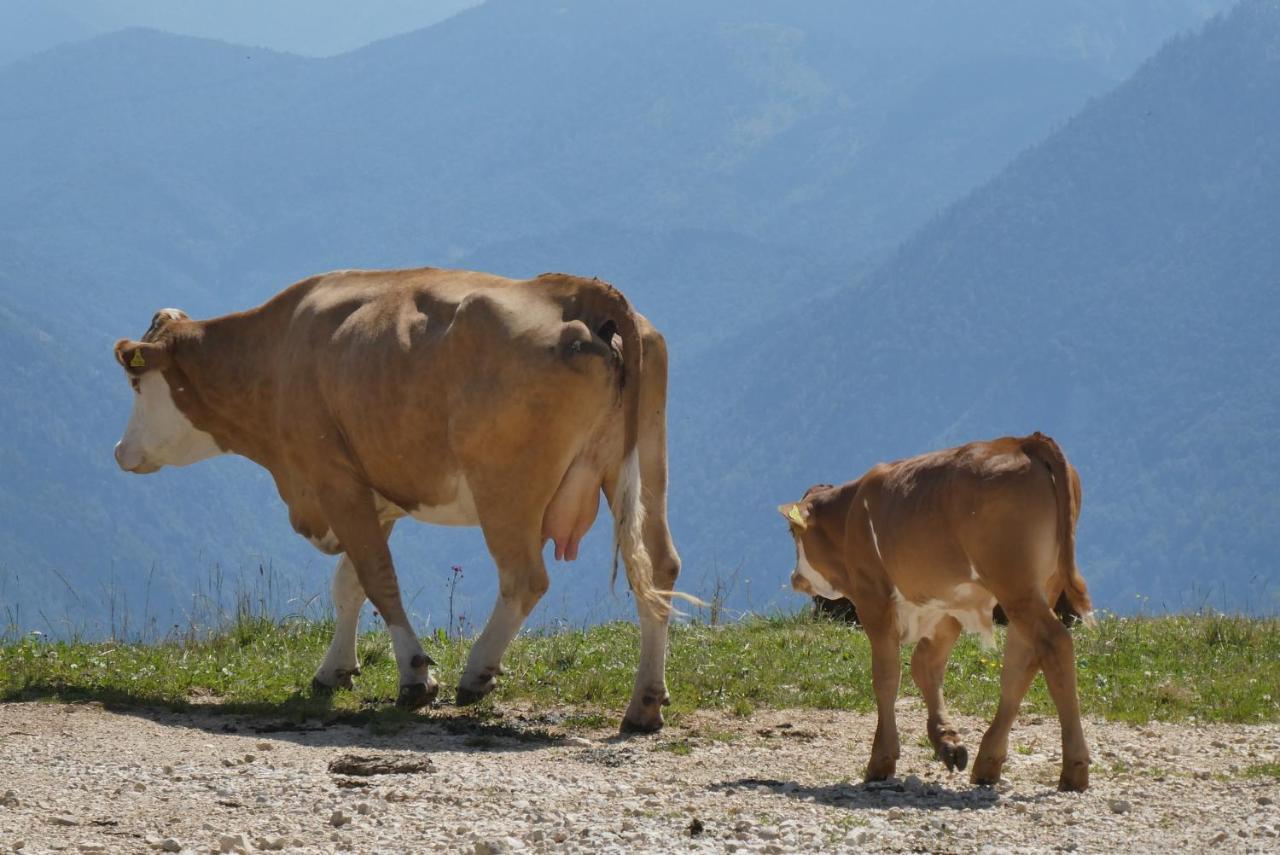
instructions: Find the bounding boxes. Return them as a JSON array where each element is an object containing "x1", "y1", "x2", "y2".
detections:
[
  {"x1": 1242, "y1": 762, "x2": 1280, "y2": 780},
  {"x1": 0, "y1": 612, "x2": 1276, "y2": 725}
]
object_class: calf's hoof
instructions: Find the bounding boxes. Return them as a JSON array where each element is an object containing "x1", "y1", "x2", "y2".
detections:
[
  {"x1": 310, "y1": 677, "x2": 336, "y2": 697},
  {"x1": 970, "y1": 755, "x2": 1004, "y2": 786},
  {"x1": 1058, "y1": 761, "x2": 1089, "y2": 792},
  {"x1": 938, "y1": 742, "x2": 969, "y2": 772},
  {"x1": 396, "y1": 681, "x2": 438, "y2": 710}
]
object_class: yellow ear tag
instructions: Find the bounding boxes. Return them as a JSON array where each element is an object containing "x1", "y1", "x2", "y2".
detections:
[
  {"x1": 130, "y1": 350, "x2": 146, "y2": 369},
  {"x1": 787, "y1": 505, "x2": 806, "y2": 526}
]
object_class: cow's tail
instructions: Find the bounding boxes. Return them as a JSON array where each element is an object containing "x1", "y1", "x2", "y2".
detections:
[
  {"x1": 569, "y1": 276, "x2": 702, "y2": 618},
  {"x1": 1022, "y1": 432, "x2": 1094, "y2": 626}
]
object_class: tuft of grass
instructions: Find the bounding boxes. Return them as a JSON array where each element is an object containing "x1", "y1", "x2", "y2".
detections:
[
  {"x1": 1242, "y1": 763, "x2": 1280, "y2": 780},
  {"x1": 0, "y1": 612, "x2": 1276, "y2": 726}
]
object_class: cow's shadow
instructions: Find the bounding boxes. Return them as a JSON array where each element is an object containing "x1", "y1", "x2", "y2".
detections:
[
  {"x1": 1, "y1": 682, "x2": 570, "y2": 755},
  {"x1": 709, "y1": 776, "x2": 1054, "y2": 812}
]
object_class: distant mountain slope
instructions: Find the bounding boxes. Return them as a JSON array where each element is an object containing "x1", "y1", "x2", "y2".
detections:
[
  {"x1": 675, "y1": 0, "x2": 1280, "y2": 614},
  {"x1": 0, "y1": 1, "x2": 1241, "y2": 633},
  {"x1": 0, "y1": 0, "x2": 99, "y2": 68},
  {"x1": 0, "y1": 0, "x2": 480, "y2": 65}
]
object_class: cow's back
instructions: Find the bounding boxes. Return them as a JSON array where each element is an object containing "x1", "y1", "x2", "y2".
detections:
[{"x1": 856, "y1": 438, "x2": 1061, "y2": 601}]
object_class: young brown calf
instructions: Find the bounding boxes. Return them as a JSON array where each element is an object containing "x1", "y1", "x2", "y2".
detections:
[{"x1": 780, "y1": 433, "x2": 1093, "y2": 791}]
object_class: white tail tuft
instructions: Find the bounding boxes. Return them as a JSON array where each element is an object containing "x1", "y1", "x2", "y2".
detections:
[{"x1": 612, "y1": 449, "x2": 704, "y2": 618}]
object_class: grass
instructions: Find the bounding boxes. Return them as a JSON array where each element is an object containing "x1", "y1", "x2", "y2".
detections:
[{"x1": 0, "y1": 611, "x2": 1277, "y2": 726}]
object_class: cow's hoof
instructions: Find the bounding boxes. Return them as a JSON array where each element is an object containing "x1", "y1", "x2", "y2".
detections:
[
  {"x1": 619, "y1": 714, "x2": 664, "y2": 735},
  {"x1": 939, "y1": 742, "x2": 969, "y2": 772},
  {"x1": 455, "y1": 676, "x2": 497, "y2": 706},
  {"x1": 864, "y1": 757, "x2": 897, "y2": 783},
  {"x1": 454, "y1": 685, "x2": 489, "y2": 706},
  {"x1": 970, "y1": 755, "x2": 1004, "y2": 786},
  {"x1": 310, "y1": 677, "x2": 336, "y2": 697},
  {"x1": 1058, "y1": 762, "x2": 1089, "y2": 792},
  {"x1": 396, "y1": 682, "x2": 438, "y2": 710}
]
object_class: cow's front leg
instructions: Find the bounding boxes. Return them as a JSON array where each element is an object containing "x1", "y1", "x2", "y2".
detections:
[
  {"x1": 863, "y1": 617, "x2": 903, "y2": 781},
  {"x1": 312, "y1": 554, "x2": 366, "y2": 694},
  {"x1": 321, "y1": 486, "x2": 436, "y2": 709},
  {"x1": 457, "y1": 525, "x2": 548, "y2": 705},
  {"x1": 910, "y1": 615, "x2": 967, "y2": 772}
]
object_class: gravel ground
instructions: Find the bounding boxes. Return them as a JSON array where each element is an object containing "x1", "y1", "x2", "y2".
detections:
[{"x1": 1, "y1": 700, "x2": 1277, "y2": 854}]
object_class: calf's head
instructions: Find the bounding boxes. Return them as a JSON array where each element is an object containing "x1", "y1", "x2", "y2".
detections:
[
  {"x1": 112, "y1": 309, "x2": 221, "y2": 474},
  {"x1": 778, "y1": 488, "x2": 847, "y2": 601}
]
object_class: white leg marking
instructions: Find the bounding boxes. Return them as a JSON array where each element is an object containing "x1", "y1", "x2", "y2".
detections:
[
  {"x1": 461, "y1": 594, "x2": 527, "y2": 690},
  {"x1": 315, "y1": 556, "x2": 365, "y2": 682},
  {"x1": 388, "y1": 624, "x2": 429, "y2": 684}
]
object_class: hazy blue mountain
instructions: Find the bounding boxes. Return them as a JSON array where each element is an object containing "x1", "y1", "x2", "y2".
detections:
[
  {"x1": 674, "y1": 0, "x2": 1280, "y2": 616},
  {"x1": 0, "y1": 0, "x2": 1248, "y2": 636},
  {"x1": 0, "y1": 1, "x2": 480, "y2": 66}
]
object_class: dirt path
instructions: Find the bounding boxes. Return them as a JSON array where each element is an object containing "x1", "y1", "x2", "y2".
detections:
[{"x1": 0, "y1": 701, "x2": 1276, "y2": 853}]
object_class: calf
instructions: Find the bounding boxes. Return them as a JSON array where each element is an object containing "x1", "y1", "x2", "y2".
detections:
[{"x1": 780, "y1": 433, "x2": 1093, "y2": 791}]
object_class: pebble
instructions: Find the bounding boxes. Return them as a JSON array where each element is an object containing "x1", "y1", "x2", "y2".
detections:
[
  {"x1": 159, "y1": 839, "x2": 181, "y2": 853},
  {"x1": 218, "y1": 833, "x2": 249, "y2": 853},
  {"x1": 49, "y1": 816, "x2": 79, "y2": 827},
  {"x1": 330, "y1": 810, "x2": 352, "y2": 827},
  {"x1": 1109, "y1": 799, "x2": 1132, "y2": 814}
]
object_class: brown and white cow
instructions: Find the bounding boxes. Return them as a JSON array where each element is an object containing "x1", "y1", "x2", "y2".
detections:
[
  {"x1": 113, "y1": 267, "x2": 690, "y2": 732},
  {"x1": 779, "y1": 433, "x2": 1094, "y2": 791}
]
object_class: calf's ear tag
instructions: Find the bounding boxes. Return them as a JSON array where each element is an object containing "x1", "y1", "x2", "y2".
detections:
[
  {"x1": 787, "y1": 504, "x2": 807, "y2": 526},
  {"x1": 130, "y1": 350, "x2": 146, "y2": 369}
]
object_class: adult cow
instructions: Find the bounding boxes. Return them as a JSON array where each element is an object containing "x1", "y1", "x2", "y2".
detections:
[
  {"x1": 779, "y1": 433, "x2": 1093, "y2": 791},
  {"x1": 112, "y1": 267, "x2": 688, "y2": 732}
]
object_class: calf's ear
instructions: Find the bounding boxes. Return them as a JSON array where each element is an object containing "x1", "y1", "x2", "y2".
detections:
[
  {"x1": 777, "y1": 502, "x2": 810, "y2": 530},
  {"x1": 114, "y1": 339, "x2": 171, "y2": 376}
]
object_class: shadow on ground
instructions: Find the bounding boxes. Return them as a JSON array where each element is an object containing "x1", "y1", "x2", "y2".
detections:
[
  {"x1": 0, "y1": 682, "x2": 576, "y2": 754},
  {"x1": 709, "y1": 776, "x2": 1058, "y2": 812}
]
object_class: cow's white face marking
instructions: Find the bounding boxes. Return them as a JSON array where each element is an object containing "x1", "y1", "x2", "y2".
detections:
[
  {"x1": 115, "y1": 372, "x2": 222, "y2": 473},
  {"x1": 793, "y1": 538, "x2": 844, "y2": 600}
]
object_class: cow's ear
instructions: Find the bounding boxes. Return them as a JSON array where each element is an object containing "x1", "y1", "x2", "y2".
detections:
[
  {"x1": 114, "y1": 339, "x2": 171, "y2": 376},
  {"x1": 778, "y1": 502, "x2": 810, "y2": 530}
]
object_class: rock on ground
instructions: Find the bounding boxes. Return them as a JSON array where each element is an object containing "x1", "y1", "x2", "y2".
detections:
[{"x1": 0, "y1": 700, "x2": 1277, "y2": 853}]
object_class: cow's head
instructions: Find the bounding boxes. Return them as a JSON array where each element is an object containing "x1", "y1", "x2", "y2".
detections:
[
  {"x1": 778, "y1": 486, "x2": 848, "y2": 601},
  {"x1": 112, "y1": 309, "x2": 221, "y2": 474}
]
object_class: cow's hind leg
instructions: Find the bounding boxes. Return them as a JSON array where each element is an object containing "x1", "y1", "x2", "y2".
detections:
[
  {"x1": 972, "y1": 621, "x2": 1038, "y2": 786},
  {"x1": 457, "y1": 517, "x2": 548, "y2": 705},
  {"x1": 312, "y1": 554, "x2": 365, "y2": 694},
  {"x1": 910, "y1": 615, "x2": 966, "y2": 772},
  {"x1": 619, "y1": 322, "x2": 682, "y2": 733}
]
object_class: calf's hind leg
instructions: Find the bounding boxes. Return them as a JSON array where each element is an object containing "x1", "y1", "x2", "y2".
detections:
[
  {"x1": 972, "y1": 621, "x2": 1038, "y2": 786},
  {"x1": 910, "y1": 615, "x2": 967, "y2": 771}
]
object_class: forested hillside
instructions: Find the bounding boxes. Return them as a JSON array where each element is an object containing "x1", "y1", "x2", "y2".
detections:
[
  {"x1": 675, "y1": 0, "x2": 1280, "y2": 614},
  {"x1": 0, "y1": 0, "x2": 1250, "y2": 634}
]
